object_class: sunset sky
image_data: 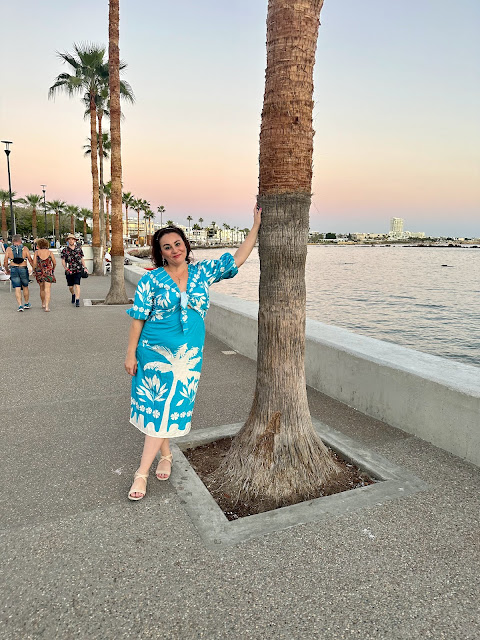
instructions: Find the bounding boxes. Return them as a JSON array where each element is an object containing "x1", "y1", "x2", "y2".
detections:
[{"x1": 1, "y1": 0, "x2": 479, "y2": 236}]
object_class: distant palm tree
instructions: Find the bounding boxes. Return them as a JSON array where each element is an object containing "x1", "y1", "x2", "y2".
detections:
[
  {"x1": 166, "y1": 220, "x2": 174, "y2": 226},
  {"x1": 80, "y1": 207, "x2": 92, "y2": 241},
  {"x1": 84, "y1": 130, "x2": 111, "y2": 241},
  {"x1": 123, "y1": 191, "x2": 134, "y2": 243},
  {"x1": 92, "y1": 71, "x2": 133, "y2": 253},
  {"x1": 132, "y1": 197, "x2": 142, "y2": 245},
  {"x1": 50, "y1": 43, "x2": 133, "y2": 273},
  {"x1": 46, "y1": 200, "x2": 66, "y2": 242},
  {"x1": 65, "y1": 204, "x2": 80, "y2": 236},
  {"x1": 198, "y1": 217, "x2": 204, "y2": 228},
  {"x1": 19, "y1": 194, "x2": 43, "y2": 239},
  {"x1": 1, "y1": 189, "x2": 16, "y2": 240},
  {"x1": 103, "y1": 181, "x2": 112, "y2": 243},
  {"x1": 49, "y1": 44, "x2": 107, "y2": 273},
  {"x1": 140, "y1": 199, "x2": 151, "y2": 245},
  {"x1": 143, "y1": 208, "x2": 155, "y2": 244},
  {"x1": 157, "y1": 205, "x2": 165, "y2": 227},
  {"x1": 186, "y1": 215, "x2": 193, "y2": 236},
  {"x1": 83, "y1": 132, "x2": 111, "y2": 158}
]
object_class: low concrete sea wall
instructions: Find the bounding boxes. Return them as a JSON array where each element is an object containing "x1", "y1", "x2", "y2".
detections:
[{"x1": 125, "y1": 266, "x2": 480, "y2": 467}]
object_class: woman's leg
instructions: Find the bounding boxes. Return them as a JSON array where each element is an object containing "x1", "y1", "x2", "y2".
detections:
[
  {"x1": 129, "y1": 435, "x2": 166, "y2": 498},
  {"x1": 39, "y1": 282, "x2": 46, "y2": 307},
  {"x1": 14, "y1": 287, "x2": 22, "y2": 307},
  {"x1": 156, "y1": 440, "x2": 173, "y2": 478},
  {"x1": 44, "y1": 282, "x2": 51, "y2": 311}
]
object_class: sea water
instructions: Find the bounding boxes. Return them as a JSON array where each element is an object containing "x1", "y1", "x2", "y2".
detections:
[{"x1": 197, "y1": 245, "x2": 480, "y2": 368}]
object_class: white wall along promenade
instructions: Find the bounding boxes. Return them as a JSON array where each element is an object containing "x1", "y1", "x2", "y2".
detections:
[{"x1": 125, "y1": 265, "x2": 480, "y2": 468}]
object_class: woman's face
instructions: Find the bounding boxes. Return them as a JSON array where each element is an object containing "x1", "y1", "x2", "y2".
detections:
[{"x1": 160, "y1": 233, "x2": 187, "y2": 266}]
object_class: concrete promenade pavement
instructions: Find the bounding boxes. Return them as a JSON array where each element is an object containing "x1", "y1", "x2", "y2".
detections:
[{"x1": 1, "y1": 274, "x2": 479, "y2": 639}]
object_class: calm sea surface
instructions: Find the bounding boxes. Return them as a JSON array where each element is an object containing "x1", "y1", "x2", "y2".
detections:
[{"x1": 194, "y1": 245, "x2": 480, "y2": 368}]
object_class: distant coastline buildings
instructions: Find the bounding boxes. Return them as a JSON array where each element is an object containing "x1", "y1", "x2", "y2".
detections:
[
  {"x1": 388, "y1": 217, "x2": 425, "y2": 240},
  {"x1": 309, "y1": 217, "x2": 479, "y2": 244},
  {"x1": 122, "y1": 218, "x2": 245, "y2": 245},
  {"x1": 348, "y1": 217, "x2": 425, "y2": 242}
]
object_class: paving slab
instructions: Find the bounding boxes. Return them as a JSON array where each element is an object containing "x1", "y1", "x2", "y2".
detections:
[{"x1": 0, "y1": 274, "x2": 478, "y2": 640}]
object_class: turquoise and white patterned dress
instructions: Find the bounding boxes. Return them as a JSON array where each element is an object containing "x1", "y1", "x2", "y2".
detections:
[{"x1": 126, "y1": 253, "x2": 238, "y2": 438}]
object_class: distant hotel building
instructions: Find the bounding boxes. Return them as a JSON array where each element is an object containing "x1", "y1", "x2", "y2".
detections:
[
  {"x1": 388, "y1": 217, "x2": 425, "y2": 240},
  {"x1": 390, "y1": 217, "x2": 404, "y2": 237}
]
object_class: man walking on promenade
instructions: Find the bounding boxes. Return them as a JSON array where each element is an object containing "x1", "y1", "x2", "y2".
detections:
[
  {"x1": 3, "y1": 235, "x2": 34, "y2": 311},
  {"x1": 61, "y1": 234, "x2": 87, "y2": 307}
]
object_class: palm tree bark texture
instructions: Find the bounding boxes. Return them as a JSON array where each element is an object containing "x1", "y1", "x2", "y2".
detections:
[
  {"x1": 105, "y1": 0, "x2": 129, "y2": 304},
  {"x1": 215, "y1": 0, "x2": 339, "y2": 506},
  {"x1": 89, "y1": 93, "x2": 102, "y2": 274}
]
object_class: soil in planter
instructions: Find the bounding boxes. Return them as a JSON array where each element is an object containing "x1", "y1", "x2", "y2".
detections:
[
  {"x1": 183, "y1": 437, "x2": 377, "y2": 520},
  {"x1": 91, "y1": 299, "x2": 134, "y2": 305}
]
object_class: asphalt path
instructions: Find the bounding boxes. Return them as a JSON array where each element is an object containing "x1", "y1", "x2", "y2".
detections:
[{"x1": 1, "y1": 273, "x2": 478, "y2": 639}]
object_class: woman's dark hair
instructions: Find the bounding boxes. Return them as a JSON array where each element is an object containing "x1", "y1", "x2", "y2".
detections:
[{"x1": 151, "y1": 226, "x2": 193, "y2": 268}]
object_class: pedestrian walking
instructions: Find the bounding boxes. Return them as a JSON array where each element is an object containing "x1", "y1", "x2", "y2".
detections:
[
  {"x1": 33, "y1": 238, "x2": 56, "y2": 312},
  {"x1": 3, "y1": 235, "x2": 34, "y2": 311},
  {"x1": 60, "y1": 234, "x2": 87, "y2": 307},
  {"x1": 124, "y1": 205, "x2": 261, "y2": 500}
]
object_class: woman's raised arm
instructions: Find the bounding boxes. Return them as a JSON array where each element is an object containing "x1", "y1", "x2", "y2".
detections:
[{"x1": 234, "y1": 205, "x2": 261, "y2": 268}]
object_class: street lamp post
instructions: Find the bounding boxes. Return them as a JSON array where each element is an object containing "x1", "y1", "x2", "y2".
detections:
[
  {"x1": 1, "y1": 141, "x2": 15, "y2": 237},
  {"x1": 41, "y1": 185, "x2": 47, "y2": 237}
]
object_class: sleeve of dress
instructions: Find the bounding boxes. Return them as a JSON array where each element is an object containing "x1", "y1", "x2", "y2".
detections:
[
  {"x1": 203, "y1": 252, "x2": 239, "y2": 285},
  {"x1": 126, "y1": 273, "x2": 155, "y2": 320}
]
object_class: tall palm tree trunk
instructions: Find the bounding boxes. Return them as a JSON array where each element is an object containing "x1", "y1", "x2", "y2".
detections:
[
  {"x1": 90, "y1": 98, "x2": 102, "y2": 275},
  {"x1": 215, "y1": 0, "x2": 338, "y2": 507},
  {"x1": 106, "y1": 197, "x2": 110, "y2": 243},
  {"x1": 83, "y1": 217, "x2": 87, "y2": 239},
  {"x1": 55, "y1": 210, "x2": 60, "y2": 242},
  {"x1": 70, "y1": 215, "x2": 75, "y2": 234},
  {"x1": 105, "y1": 0, "x2": 129, "y2": 304},
  {"x1": 137, "y1": 208, "x2": 140, "y2": 245},
  {"x1": 125, "y1": 205, "x2": 129, "y2": 245},
  {"x1": 32, "y1": 207, "x2": 38, "y2": 239},
  {"x1": 98, "y1": 112, "x2": 106, "y2": 250}
]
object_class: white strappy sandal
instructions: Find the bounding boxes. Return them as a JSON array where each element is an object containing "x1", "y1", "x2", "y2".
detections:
[
  {"x1": 155, "y1": 454, "x2": 173, "y2": 481},
  {"x1": 128, "y1": 471, "x2": 148, "y2": 501}
]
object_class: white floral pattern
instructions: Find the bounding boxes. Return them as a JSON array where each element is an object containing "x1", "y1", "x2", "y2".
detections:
[{"x1": 127, "y1": 253, "x2": 238, "y2": 438}]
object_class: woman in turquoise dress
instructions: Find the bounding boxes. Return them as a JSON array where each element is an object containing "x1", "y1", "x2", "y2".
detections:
[{"x1": 125, "y1": 205, "x2": 261, "y2": 500}]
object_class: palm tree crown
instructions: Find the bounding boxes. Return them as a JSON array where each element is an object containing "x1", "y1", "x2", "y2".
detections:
[{"x1": 49, "y1": 43, "x2": 108, "y2": 105}]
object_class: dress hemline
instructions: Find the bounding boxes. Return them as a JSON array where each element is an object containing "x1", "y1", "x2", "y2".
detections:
[{"x1": 129, "y1": 416, "x2": 192, "y2": 439}]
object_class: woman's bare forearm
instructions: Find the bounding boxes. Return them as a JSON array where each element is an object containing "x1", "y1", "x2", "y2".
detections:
[
  {"x1": 126, "y1": 319, "x2": 144, "y2": 356},
  {"x1": 234, "y1": 205, "x2": 262, "y2": 267}
]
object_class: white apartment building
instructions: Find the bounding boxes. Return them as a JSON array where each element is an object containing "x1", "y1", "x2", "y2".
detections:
[{"x1": 389, "y1": 217, "x2": 404, "y2": 237}]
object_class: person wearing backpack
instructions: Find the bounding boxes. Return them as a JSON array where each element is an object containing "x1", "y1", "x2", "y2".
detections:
[{"x1": 3, "y1": 235, "x2": 34, "y2": 311}]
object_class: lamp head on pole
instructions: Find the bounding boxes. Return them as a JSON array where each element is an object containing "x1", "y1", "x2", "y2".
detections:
[{"x1": 1, "y1": 140, "x2": 13, "y2": 155}]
